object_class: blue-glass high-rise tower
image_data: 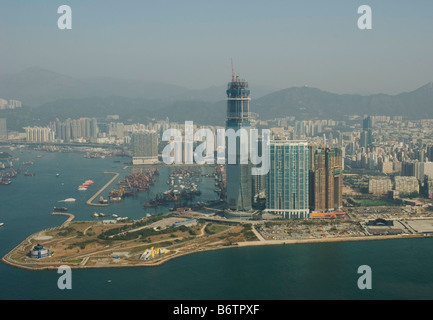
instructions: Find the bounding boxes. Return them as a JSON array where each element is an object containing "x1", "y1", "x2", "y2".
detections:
[
  {"x1": 225, "y1": 74, "x2": 252, "y2": 211},
  {"x1": 265, "y1": 140, "x2": 310, "y2": 219}
]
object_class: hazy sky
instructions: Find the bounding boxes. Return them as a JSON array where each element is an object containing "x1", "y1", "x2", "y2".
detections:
[{"x1": 0, "y1": 0, "x2": 432, "y2": 94}]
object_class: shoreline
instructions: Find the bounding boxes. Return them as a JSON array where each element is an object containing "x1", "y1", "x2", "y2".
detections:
[{"x1": 1, "y1": 228, "x2": 428, "y2": 271}]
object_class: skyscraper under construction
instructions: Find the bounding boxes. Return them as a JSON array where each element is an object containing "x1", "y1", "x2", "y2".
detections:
[{"x1": 225, "y1": 73, "x2": 252, "y2": 211}]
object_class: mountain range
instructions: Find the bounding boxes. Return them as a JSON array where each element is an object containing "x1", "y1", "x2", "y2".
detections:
[
  {"x1": 1, "y1": 67, "x2": 433, "y2": 128},
  {"x1": 0, "y1": 67, "x2": 277, "y2": 106}
]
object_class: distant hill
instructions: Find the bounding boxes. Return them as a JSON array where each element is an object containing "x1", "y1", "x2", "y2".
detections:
[
  {"x1": 1, "y1": 67, "x2": 432, "y2": 126},
  {"x1": 0, "y1": 67, "x2": 278, "y2": 106},
  {"x1": 0, "y1": 67, "x2": 189, "y2": 106},
  {"x1": 169, "y1": 84, "x2": 279, "y2": 103},
  {"x1": 21, "y1": 82, "x2": 433, "y2": 126},
  {"x1": 253, "y1": 83, "x2": 433, "y2": 120}
]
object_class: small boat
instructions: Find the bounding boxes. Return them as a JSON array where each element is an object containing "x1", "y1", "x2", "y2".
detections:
[
  {"x1": 99, "y1": 196, "x2": 108, "y2": 204},
  {"x1": 78, "y1": 187, "x2": 87, "y2": 191},
  {"x1": 0, "y1": 179, "x2": 12, "y2": 185},
  {"x1": 0, "y1": 223, "x2": 4, "y2": 227},
  {"x1": 54, "y1": 207, "x2": 68, "y2": 212},
  {"x1": 56, "y1": 173, "x2": 60, "y2": 177},
  {"x1": 92, "y1": 212, "x2": 99, "y2": 217},
  {"x1": 62, "y1": 198, "x2": 76, "y2": 202},
  {"x1": 112, "y1": 214, "x2": 118, "y2": 218},
  {"x1": 99, "y1": 213, "x2": 106, "y2": 217},
  {"x1": 143, "y1": 203, "x2": 157, "y2": 208}
]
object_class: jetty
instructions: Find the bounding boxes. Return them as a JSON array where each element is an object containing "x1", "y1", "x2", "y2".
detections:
[{"x1": 86, "y1": 172, "x2": 120, "y2": 207}]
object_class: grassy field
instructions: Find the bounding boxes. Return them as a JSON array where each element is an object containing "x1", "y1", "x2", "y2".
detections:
[{"x1": 7, "y1": 216, "x2": 257, "y2": 269}]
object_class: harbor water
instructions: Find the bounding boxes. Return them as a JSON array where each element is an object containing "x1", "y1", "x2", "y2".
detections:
[{"x1": 1, "y1": 148, "x2": 433, "y2": 300}]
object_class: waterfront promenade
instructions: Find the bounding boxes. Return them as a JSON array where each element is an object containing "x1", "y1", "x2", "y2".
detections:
[{"x1": 51, "y1": 212, "x2": 75, "y2": 227}]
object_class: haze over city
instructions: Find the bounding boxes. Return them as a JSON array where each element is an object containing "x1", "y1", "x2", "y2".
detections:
[
  {"x1": 3, "y1": 0, "x2": 433, "y2": 304},
  {"x1": 1, "y1": 0, "x2": 433, "y2": 94}
]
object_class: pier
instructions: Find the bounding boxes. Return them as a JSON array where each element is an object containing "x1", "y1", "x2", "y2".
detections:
[{"x1": 86, "y1": 172, "x2": 120, "y2": 207}]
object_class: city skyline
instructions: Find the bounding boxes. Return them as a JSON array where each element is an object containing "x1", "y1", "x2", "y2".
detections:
[{"x1": 3, "y1": 0, "x2": 433, "y2": 302}]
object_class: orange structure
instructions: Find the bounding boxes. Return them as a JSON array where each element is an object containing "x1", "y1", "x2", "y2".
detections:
[{"x1": 311, "y1": 212, "x2": 346, "y2": 219}]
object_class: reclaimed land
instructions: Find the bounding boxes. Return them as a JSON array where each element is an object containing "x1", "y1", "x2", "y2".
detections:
[{"x1": 1, "y1": 212, "x2": 429, "y2": 271}]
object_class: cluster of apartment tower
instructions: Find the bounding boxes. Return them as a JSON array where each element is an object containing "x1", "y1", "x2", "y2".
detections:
[{"x1": 223, "y1": 75, "x2": 343, "y2": 219}]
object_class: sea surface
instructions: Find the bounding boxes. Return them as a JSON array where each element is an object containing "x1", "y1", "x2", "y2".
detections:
[{"x1": 1, "y1": 148, "x2": 433, "y2": 300}]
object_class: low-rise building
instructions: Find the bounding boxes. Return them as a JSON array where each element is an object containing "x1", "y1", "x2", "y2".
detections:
[{"x1": 30, "y1": 244, "x2": 50, "y2": 259}]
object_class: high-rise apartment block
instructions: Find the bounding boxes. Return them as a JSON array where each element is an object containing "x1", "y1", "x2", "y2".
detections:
[
  {"x1": 394, "y1": 176, "x2": 420, "y2": 195},
  {"x1": 368, "y1": 177, "x2": 393, "y2": 195},
  {"x1": 25, "y1": 126, "x2": 55, "y2": 143},
  {"x1": 360, "y1": 115, "x2": 373, "y2": 150},
  {"x1": 54, "y1": 118, "x2": 99, "y2": 142},
  {"x1": 310, "y1": 147, "x2": 343, "y2": 212},
  {"x1": 131, "y1": 131, "x2": 159, "y2": 165},
  {"x1": 265, "y1": 140, "x2": 310, "y2": 219},
  {"x1": 0, "y1": 118, "x2": 7, "y2": 141}
]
